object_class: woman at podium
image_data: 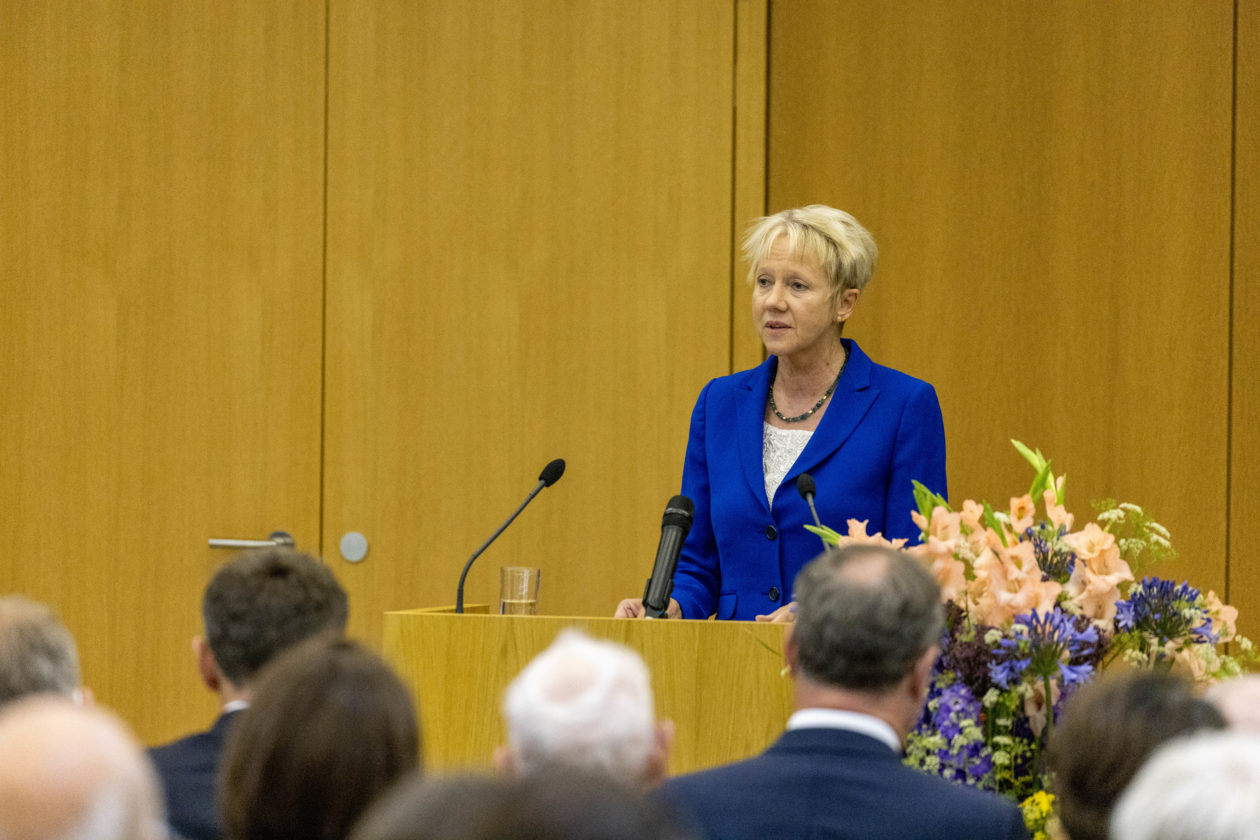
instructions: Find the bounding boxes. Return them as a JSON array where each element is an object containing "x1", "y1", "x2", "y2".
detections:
[{"x1": 616, "y1": 205, "x2": 946, "y2": 622}]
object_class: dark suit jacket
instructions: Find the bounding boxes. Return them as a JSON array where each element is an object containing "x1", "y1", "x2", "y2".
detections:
[
  {"x1": 672, "y1": 340, "x2": 948, "y2": 619},
  {"x1": 661, "y1": 728, "x2": 1029, "y2": 840},
  {"x1": 149, "y1": 710, "x2": 241, "y2": 840}
]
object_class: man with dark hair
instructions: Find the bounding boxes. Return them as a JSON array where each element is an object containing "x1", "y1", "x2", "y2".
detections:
[
  {"x1": 0, "y1": 595, "x2": 82, "y2": 706},
  {"x1": 661, "y1": 545, "x2": 1028, "y2": 840},
  {"x1": 149, "y1": 548, "x2": 348, "y2": 840}
]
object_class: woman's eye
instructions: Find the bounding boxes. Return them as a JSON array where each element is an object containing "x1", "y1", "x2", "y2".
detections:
[
  {"x1": 792, "y1": 281, "x2": 808, "y2": 291},
  {"x1": 756, "y1": 277, "x2": 771, "y2": 286}
]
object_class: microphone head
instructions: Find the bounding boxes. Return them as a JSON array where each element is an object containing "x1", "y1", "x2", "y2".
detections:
[
  {"x1": 796, "y1": 473, "x2": 817, "y2": 499},
  {"x1": 539, "y1": 458, "x2": 566, "y2": 487},
  {"x1": 662, "y1": 494, "x2": 695, "y2": 528}
]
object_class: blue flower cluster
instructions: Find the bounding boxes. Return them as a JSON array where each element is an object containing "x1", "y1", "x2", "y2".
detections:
[
  {"x1": 1023, "y1": 523, "x2": 1076, "y2": 583},
  {"x1": 1115, "y1": 577, "x2": 1217, "y2": 645},
  {"x1": 989, "y1": 608, "x2": 1100, "y2": 689},
  {"x1": 917, "y1": 678, "x2": 994, "y2": 787}
]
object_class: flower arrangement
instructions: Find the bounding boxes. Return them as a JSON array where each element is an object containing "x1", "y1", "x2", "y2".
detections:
[{"x1": 808, "y1": 441, "x2": 1253, "y2": 827}]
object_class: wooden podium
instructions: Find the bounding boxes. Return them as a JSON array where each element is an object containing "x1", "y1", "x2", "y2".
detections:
[{"x1": 382, "y1": 607, "x2": 793, "y2": 775}]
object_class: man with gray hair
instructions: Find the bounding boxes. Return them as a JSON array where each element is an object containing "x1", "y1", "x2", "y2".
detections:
[
  {"x1": 495, "y1": 629, "x2": 672, "y2": 786},
  {"x1": 1111, "y1": 730, "x2": 1260, "y2": 840},
  {"x1": 0, "y1": 595, "x2": 82, "y2": 706},
  {"x1": 661, "y1": 545, "x2": 1028, "y2": 840},
  {"x1": 0, "y1": 696, "x2": 166, "y2": 840}
]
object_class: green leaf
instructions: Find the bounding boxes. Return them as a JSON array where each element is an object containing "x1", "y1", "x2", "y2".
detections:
[
  {"x1": 1011, "y1": 439, "x2": 1046, "y2": 471},
  {"x1": 1028, "y1": 462, "x2": 1052, "y2": 501},
  {"x1": 804, "y1": 523, "x2": 844, "y2": 546},
  {"x1": 983, "y1": 502, "x2": 1008, "y2": 548},
  {"x1": 912, "y1": 479, "x2": 951, "y2": 521}
]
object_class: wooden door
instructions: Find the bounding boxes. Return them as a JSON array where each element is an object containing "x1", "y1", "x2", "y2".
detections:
[
  {"x1": 323, "y1": 0, "x2": 742, "y2": 646},
  {"x1": 0, "y1": 1, "x2": 325, "y2": 742}
]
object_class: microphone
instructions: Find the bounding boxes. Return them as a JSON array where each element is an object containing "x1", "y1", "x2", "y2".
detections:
[
  {"x1": 641, "y1": 494, "x2": 694, "y2": 619},
  {"x1": 797, "y1": 473, "x2": 829, "y2": 551},
  {"x1": 455, "y1": 458, "x2": 566, "y2": 614}
]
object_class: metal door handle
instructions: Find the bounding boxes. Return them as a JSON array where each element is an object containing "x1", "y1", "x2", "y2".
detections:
[{"x1": 208, "y1": 531, "x2": 295, "y2": 550}]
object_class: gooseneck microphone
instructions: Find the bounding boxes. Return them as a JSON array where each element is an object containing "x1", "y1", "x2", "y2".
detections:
[
  {"x1": 796, "y1": 473, "x2": 829, "y2": 551},
  {"x1": 641, "y1": 494, "x2": 694, "y2": 619},
  {"x1": 455, "y1": 458, "x2": 566, "y2": 614}
]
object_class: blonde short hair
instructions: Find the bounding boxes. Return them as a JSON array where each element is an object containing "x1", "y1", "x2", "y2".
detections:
[{"x1": 742, "y1": 205, "x2": 878, "y2": 298}]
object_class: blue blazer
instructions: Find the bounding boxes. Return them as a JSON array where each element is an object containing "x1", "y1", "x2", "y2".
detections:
[
  {"x1": 672, "y1": 340, "x2": 946, "y2": 620},
  {"x1": 149, "y1": 710, "x2": 241, "y2": 840},
  {"x1": 661, "y1": 728, "x2": 1028, "y2": 840}
]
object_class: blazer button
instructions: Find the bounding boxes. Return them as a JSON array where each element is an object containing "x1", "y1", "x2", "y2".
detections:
[
  {"x1": 764, "y1": 524, "x2": 778, "y2": 540},
  {"x1": 768, "y1": 586, "x2": 781, "y2": 603}
]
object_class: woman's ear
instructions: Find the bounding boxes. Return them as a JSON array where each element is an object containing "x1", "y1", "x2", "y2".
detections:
[{"x1": 836, "y1": 288, "x2": 861, "y2": 322}]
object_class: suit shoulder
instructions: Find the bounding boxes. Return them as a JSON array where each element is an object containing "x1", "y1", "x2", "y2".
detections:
[
  {"x1": 865, "y1": 358, "x2": 937, "y2": 397},
  {"x1": 894, "y1": 764, "x2": 1026, "y2": 826}
]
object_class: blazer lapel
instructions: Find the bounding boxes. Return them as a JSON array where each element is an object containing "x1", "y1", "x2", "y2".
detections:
[
  {"x1": 734, "y1": 356, "x2": 776, "y2": 514},
  {"x1": 783, "y1": 339, "x2": 878, "y2": 484}
]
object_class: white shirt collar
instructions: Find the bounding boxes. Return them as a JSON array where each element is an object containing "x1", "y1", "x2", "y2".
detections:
[
  {"x1": 222, "y1": 700, "x2": 250, "y2": 714},
  {"x1": 786, "y1": 708, "x2": 901, "y2": 753}
]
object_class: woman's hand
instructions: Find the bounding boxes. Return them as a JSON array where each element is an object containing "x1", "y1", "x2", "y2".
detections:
[
  {"x1": 614, "y1": 598, "x2": 682, "y2": 619},
  {"x1": 755, "y1": 602, "x2": 796, "y2": 623}
]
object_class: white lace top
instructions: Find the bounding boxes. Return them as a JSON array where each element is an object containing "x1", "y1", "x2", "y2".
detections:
[{"x1": 763, "y1": 423, "x2": 812, "y2": 508}]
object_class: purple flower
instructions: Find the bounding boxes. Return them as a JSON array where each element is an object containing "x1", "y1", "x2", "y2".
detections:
[
  {"x1": 989, "y1": 608, "x2": 1100, "y2": 689},
  {"x1": 1024, "y1": 523, "x2": 1077, "y2": 583},
  {"x1": 912, "y1": 677, "x2": 994, "y2": 788},
  {"x1": 1115, "y1": 577, "x2": 1217, "y2": 645}
]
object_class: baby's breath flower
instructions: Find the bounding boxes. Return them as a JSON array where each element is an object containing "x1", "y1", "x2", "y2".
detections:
[
  {"x1": 1096, "y1": 509, "x2": 1123, "y2": 524},
  {"x1": 992, "y1": 750, "x2": 1011, "y2": 767},
  {"x1": 984, "y1": 628, "x2": 1004, "y2": 645},
  {"x1": 1119, "y1": 502, "x2": 1143, "y2": 514},
  {"x1": 1120, "y1": 537, "x2": 1146, "y2": 555}
]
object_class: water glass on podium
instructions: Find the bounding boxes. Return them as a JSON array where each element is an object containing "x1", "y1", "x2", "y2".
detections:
[{"x1": 499, "y1": 566, "x2": 540, "y2": 615}]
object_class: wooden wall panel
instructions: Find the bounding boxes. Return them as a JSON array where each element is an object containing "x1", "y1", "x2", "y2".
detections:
[
  {"x1": 1232, "y1": 2, "x2": 1260, "y2": 639},
  {"x1": 732, "y1": 0, "x2": 769, "y2": 371},
  {"x1": 768, "y1": 1, "x2": 1233, "y2": 604},
  {"x1": 0, "y1": 2, "x2": 325, "y2": 741},
  {"x1": 324, "y1": 1, "x2": 737, "y2": 644}
]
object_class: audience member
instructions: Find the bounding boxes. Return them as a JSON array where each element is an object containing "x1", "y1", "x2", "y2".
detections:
[
  {"x1": 1110, "y1": 730, "x2": 1260, "y2": 840},
  {"x1": 496, "y1": 629, "x2": 672, "y2": 785},
  {"x1": 661, "y1": 545, "x2": 1028, "y2": 840},
  {"x1": 0, "y1": 696, "x2": 165, "y2": 840},
  {"x1": 350, "y1": 770, "x2": 697, "y2": 840},
  {"x1": 0, "y1": 594, "x2": 82, "y2": 705},
  {"x1": 1206, "y1": 673, "x2": 1260, "y2": 730},
  {"x1": 1047, "y1": 670, "x2": 1225, "y2": 840},
  {"x1": 221, "y1": 636, "x2": 420, "y2": 840},
  {"x1": 149, "y1": 548, "x2": 349, "y2": 840}
]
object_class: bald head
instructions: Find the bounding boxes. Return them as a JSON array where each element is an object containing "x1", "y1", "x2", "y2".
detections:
[
  {"x1": 0, "y1": 697, "x2": 165, "y2": 840},
  {"x1": 0, "y1": 596, "x2": 80, "y2": 705},
  {"x1": 1207, "y1": 675, "x2": 1260, "y2": 731}
]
